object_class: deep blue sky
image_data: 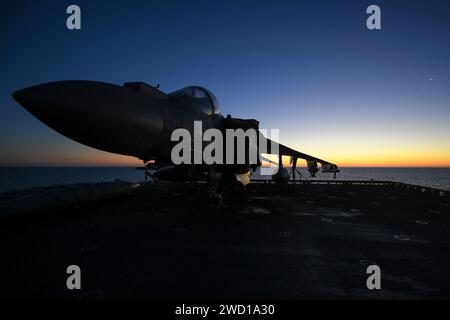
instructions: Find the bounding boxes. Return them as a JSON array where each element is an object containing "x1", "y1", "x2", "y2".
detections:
[{"x1": 1, "y1": 0, "x2": 449, "y2": 166}]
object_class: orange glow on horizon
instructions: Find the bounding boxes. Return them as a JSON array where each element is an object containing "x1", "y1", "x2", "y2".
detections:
[
  {"x1": 27, "y1": 152, "x2": 450, "y2": 168},
  {"x1": 4, "y1": 145, "x2": 449, "y2": 168},
  {"x1": 261, "y1": 151, "x2": 450, "y2": 168}
]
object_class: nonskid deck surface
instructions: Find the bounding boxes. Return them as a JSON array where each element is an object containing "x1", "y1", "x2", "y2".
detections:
[{"x1": 1, "y1": 182, "x2": 449, "y2": 299}]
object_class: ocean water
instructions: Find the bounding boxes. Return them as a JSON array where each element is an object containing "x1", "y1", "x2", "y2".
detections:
[
  {"x1": 0, "y1": 167, "x2": 144, "y2": 193},
  {"x1": 0, "y1": 167, "x2": 450, "y2": 193}
]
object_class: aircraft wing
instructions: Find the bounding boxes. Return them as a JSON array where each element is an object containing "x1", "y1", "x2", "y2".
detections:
[{"x1": 261, "y1": 136, "x2": 339, "y2": 172}]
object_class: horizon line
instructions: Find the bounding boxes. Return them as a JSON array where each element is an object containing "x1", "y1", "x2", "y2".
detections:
[{"x1": 1, "y1": 165, "x2": 450, "y2": 169}]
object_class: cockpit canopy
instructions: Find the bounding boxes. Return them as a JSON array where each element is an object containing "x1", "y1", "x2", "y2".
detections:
[{"x1": 170, "y1": 86, "x2": 220, "y2": 116}]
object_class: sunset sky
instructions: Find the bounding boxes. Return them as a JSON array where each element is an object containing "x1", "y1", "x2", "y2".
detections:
[{"x1": 1, "y1": 0, "x2": 449, "y2": 167}]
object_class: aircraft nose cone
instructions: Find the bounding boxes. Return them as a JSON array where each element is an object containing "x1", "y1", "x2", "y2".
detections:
[
  {"x1": 12, "y1": 90, "x2": 22, "y2": 102},
  {"x1": 13, "y1": 86, "x2": 53, "y2": 117},
  {"x1": 12, "y1": 82, "x2": 92, "y2": 134},
  {"x1": 13, "y1": 87, "x2": 38, "y2": 111},
  {"x1": 12, "y1": 81, "x2": 165, "y2": 157}
]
